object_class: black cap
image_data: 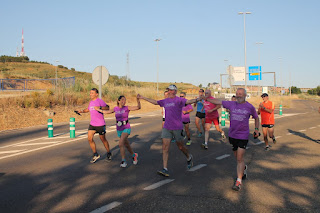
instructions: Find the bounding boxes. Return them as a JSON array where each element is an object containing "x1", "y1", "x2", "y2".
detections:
[{"x1": 261, "y1": 93, "x2": 268, "y2": 97}]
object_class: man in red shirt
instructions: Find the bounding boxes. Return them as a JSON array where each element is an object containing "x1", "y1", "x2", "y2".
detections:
[
  {"x1": 258, "y1": 93, "x2": 276, "y2": 151},
  {"x1": 202, "y1": 90, "x2": 225, "y2": 149}
]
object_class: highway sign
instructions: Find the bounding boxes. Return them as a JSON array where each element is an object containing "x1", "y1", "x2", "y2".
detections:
[{"x1": 249, "y1": 66, "x2": 261, "y2": 81}]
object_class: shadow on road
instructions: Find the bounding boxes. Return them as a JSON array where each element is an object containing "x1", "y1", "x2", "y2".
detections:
[{"x1": 288, "y1": 129, "x2": 320, "y2": 144}]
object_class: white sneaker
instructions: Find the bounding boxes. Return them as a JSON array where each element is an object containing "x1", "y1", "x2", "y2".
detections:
[
  {"x1": 221, "y1": 131, "x2": 226, "y2": 139},
  {"x1": 120, "y1": 161, "x2": 127, "y2": 168}
]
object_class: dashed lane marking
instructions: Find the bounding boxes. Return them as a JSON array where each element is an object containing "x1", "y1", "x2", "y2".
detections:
[
  {"x1": 143, "y1": 179, "x2": 175, "y2": 191},
  {"x1": 216, "y1": 154, "x2": 230, "y2": 160},
  {"x1": 299, "y1": 129, "x2": 306, "y2": 132},
  {"x1": 188, "y1": 164, "x2": 207, "y2": 172},
  {"x1": 275, "y1": 136, "x2": 282, "y2": 139},
  {"x1": 309, "y1": 127, "x2": 316, "y2": 129},
  {"x1": 13, "y1": 142, "x2": 61, "y2": 146},
  {"x1": 287, "y1": 133, "x2": 293, "y2": 135},
  {"x1": 254, "y1": 141, "x2": 265, "y2": 145},
  {"x1": 90, "y1": 201, "x2": 122, "y2": 213}
]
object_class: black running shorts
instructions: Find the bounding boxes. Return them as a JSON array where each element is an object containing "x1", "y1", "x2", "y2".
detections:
[
  {"x1": 88, "y1": 125, "x2": 106, "y2": 135},
  {"x1": 229, "y1": 137, "x2": 248, "y2": 151},
  {"x1": 196, "y1": 112, "x2": 205, "y2": 119},
  {"x1": 262, "y1": 124, "x2": 274, "y2": 128}
]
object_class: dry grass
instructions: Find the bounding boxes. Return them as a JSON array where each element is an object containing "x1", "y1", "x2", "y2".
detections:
[{"x1": 248, "y1": 94, "x2": 300, "y2": 108}]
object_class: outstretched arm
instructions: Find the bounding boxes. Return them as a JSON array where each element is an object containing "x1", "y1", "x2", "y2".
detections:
[
  {"x1": 186, "y1": 97, "x2": 201, "y2": 105},
  {"x1": 128, "y1": 95, "x2": 142, "y2": 111},
  {"x1": 137, "y1": 94, "x2": 159, "y2": 105},
  {"x1": 205, "y1": 98, "x2": 223, "y2": 105},
  {"x1": 94, "y1": 106, "x2": 114, "y2": 114}
]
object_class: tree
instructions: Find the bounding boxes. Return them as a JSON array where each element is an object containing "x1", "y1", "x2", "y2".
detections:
[
  {"x1": 290, "y1": 86, "x2": 301, "y2": 94},
  {"x1": 199, "y1": 84, "x2": 202, "y2": 88}
]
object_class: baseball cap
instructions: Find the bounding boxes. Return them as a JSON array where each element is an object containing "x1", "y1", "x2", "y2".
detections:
[
  {"x1": 261, "y1": 93, "x2": 268, "y2": 97},
  {"x1": 167, "y1": 84, "x2": 178, "y2": 90}
]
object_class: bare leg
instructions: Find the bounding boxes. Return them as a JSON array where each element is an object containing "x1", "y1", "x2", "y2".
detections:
[
  {"x1": 99, "y1": 134, "x2": 110, "y2": 152},
  {"x1": 236, "y1": 148, "x2": 246, "y2": 180},
  {"x1": 184, "y1": 123, "x2": 191, "y2": 139},
  {"x1": 162, "y1": 138, "x2": 171, "y2": 169},
  {"x1": 176, "y1": 141, "x2": 190, "y2": 158},
  {"x1": 88, "y1": 130, "x2": 97, "y2": 153},
  {"x1": 205, "y1": 123, "x2": 211, "y2": 142},
  {"x1": 195, "y1": 117, "x2": 202, "y2": 133},
  {"x1": 201, "y1": 118, "x2": 206, "y2": 133},
  {"x1": 124, "y1": 136, "x2": 134, "y2": 155},
  {"x1": 262, "y1": 127, "x2": 269, "y2": 146},
  {"x1": 268, "y1": 127, "x2": 275, "y2": 139}
]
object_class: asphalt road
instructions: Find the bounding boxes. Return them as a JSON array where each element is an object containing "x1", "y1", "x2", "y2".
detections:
[{"x1": 0, "y1": 100, "x2": 319, "y2": 213}]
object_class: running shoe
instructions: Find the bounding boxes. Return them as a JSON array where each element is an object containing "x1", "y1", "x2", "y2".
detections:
[
  {"x1": 202, "y1": 142, "x2": 208, "y2": 150},
  {"x1": 272, "y1": 137, "x2": 277, "y2": 144},
  {"x1": 90, "y1": 154, "x2": 100, "y2": 163},
  {"x1": 158, "y1": 168, "x2": 170, "y2": 177},
  {"x1": 242, "y1": 165, "x2": 248, "y2": 180},
  {"x1": 186, "y1": 140, "x2": 192, "y2": 146},
  {"x1": 265, "y1": 145, "x2": 270, "y2": 151},
  {"x1": 232, "y1": 180, "x2": 241, "y2": 191},
  {"x1": 120, "y1": 160, "x2": 127, "y2": 168},
  {"x1": 132, "y1": 153, "x2": 138, "y2": 165},
  {"x1": 187, "y1": 154, "x2": 193, "y2": 169},
  {"x1": 105, "y1": 152, "x2": 112, "y2": 162},
  {"x1": 171, "y1": 139, "x2": 176, "y2": 143},
  {"x1": 197, "y1": 132, "x2": 203, "y2": 137},
  {"x1": 221, "y1": 131, "x2": 226, "y2": 139}
]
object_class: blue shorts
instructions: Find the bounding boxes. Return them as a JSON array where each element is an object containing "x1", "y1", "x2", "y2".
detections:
[{"x1": 117, "y1": 128, "x2": 131, "y2": 137}]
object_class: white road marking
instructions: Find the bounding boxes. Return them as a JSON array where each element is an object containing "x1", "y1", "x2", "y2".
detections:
[
  {"x1": 275, "y1": 136, "x2": 282, "y2": 139},
  {"x1": 0, "y1": 149, "x2": 27, "y2": 154},
  {"x1": 299, "y1": 129, "x2": 306, "y2": 132},
  {"x1": 90, "y1": 201, "x2": 122, "y2": 213},
  {"x1": 254, "y1": 141, "x2": 265, "y2": 145},
  {"x1": 188, "y1": 164, "x2": 207, "y2": 172},
  {"x1": 0, "y1": 136, "x2": 48, "y2": 149},
  {"x1": 287, "y1": 133, "x2": 293, "y2": 135},
  {"x1": 14, "y1": 142, "x2": 60, "y2": 146},
  {"x1": 143, "y1": 179, "x2": 175, "y2": 191},
  {"x1": 216, "y1": 154, "x2": 230, "y2": 160},
  {"x1": 309, "y1": 127, "x2": 316, "y2": 129}
]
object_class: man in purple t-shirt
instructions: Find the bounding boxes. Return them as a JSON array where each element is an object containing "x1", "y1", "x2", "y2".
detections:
[
  {"x1": 77, "y1": 88, "x2": 112, "y2": 163},
  {"x1": 205, "y1": 88, "x2": 260, "y2": 191},
  {"x1": 138, "y1": 84, "x2": 200, "y2": 177}
]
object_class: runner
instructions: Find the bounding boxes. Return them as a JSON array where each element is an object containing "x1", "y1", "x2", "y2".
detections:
[
  {"x1": 194, "y1": 89, "x2": 206, "y2": 137},
  {"x1": 205, "y1": 88, "x2": 260, "y2": 191},
  {"x1": 77, "y1": 88, "x2": 112, "y2": 163},
  {"x1": 180, "y1": 92, "x2": 193, "y2": 146},
  {"x1": 258, "y1": 93, "x2": 276, "y2": 151},
  {"x1": 138, "y1": 84, "x2": 200, "y2": 177},
  {"x1": 202, "y1": 89, "x2": 225, "y2": 149},
  {"x1": 95, "y1": 95, "x2": 141, "y2": 168}
]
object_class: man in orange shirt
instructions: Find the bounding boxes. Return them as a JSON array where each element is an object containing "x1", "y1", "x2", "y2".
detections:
[{"x1": 258, "y1": 93, "x2": 276, "y2": 151}]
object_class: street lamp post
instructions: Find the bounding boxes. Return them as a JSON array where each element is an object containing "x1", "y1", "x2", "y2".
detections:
[
  {"x1": 256, "y1": 42, "x2": 263, "y2": 95},
  {"x1": 224, "y1": 59, "x2": 231, "y2": 93},
  {"x1": 238, "y1": 12, "x2": 251, "y2": 91},
  {"x1": 55, "y1": 60, "x2": 59, "y2": 89},
  {"x1": 154, "y1": 39, "x2": 161, "y2": 94}
]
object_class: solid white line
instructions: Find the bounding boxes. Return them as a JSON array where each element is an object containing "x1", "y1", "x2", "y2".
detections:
[
  {"x1": 0, "y1": 136, "x2": 48, "y2": 149},
  {"x1": 90, "y1": 201, "x2": 122, "y2": 213},
  {"x1": 188, "y1": 164, "x2": 207, "y2": 172},
  {"x1": 299, "y1": 129, "x2": 306, "y2": 132},
  {"x1": 254, "y1": 141, "x2": 265, "y2": 145},
  {"x1": 275, "y1": 136, "x2": 282, "y2": 139},
  {"x1": 287, "y1": 133, "x2": 293, "y2": 135},
  {"x1": 143, "y1": 179, "x2": 175, "y2": 191},
  {"x1": 14, "y1": 142, "x2": 60, "y2": 146},
  {"x1": 0, "y1": 149, "x2": 27, "y2": 154},
  {"x1": 309, "y1": 127, "x2": 316, "y2": 129},
  {"x1": 0, "y1": 137, "x2": 85, "y2": 160},
  {"x1": 216, "y1": 154, "x2": 230, "y2": 160}
]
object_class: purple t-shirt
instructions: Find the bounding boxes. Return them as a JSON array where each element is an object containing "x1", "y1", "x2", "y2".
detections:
[
  {"x1": 222, "y1": 101, "x2": 258, "y2": 140},
  {"x1": 114, "y1": 106, "x2": 130, "y2": 131},
  {"x1": 157, "y1": 96, "x2": 187, "y2": 130},
  {"x1": 182, "y1": 104, "x2": 193, "y2": 123},
  {"x1": 88, "y1": 98, "x2": 107, "y2": 126}
]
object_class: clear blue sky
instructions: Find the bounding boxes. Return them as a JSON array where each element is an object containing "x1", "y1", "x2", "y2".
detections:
[{"x1": 1, "y1": 0, "x2": 319, "y2": 88}]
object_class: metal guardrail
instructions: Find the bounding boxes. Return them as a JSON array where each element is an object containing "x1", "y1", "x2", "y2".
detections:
[{"x1": 0, "y1": 77, "x2": 75, "y2": 91}]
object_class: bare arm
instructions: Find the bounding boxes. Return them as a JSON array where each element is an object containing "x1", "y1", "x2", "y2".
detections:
[
  {"x1": 254, "y1": 116, "x2": 260, "y2": 135},
  {"x1": 128, "y1": 96, "x2": 141, "y2": 111},
  {"x1": 205, "y1": 98, "x2": 223, "y2": 105},
  {"x1": 137, "y1": 94, "x2": 159, "y2": 105},
  {"x1": 77, "y1": 108, "x2": 89, "y2": 114},
  {"x1": 186, "y1": 97, "x2": 201, "y2": 105},
  {"x1": 207, "y1": 104, "x2": 221, "y2": 113},
  {"x1": 94, "y1": 106, "x2": 115, "y2": 114},
  {"x1": 259, "y1": 102, "x2": 274, "y2": 114}
]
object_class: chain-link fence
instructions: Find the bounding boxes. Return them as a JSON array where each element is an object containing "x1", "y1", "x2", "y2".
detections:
[{"x1": 0, "y1": 77, "x2": 75, "y2": 91}]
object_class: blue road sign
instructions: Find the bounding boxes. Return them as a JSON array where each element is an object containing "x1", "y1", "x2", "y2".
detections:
[{"x1": 249, "y1": 66, "x2": 261, "y2": 80}]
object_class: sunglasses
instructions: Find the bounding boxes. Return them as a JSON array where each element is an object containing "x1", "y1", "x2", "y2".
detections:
[{"x1": 180, "y1": 96, "x2": 185, "y2": 98}]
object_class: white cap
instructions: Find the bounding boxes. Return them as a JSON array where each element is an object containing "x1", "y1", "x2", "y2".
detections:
[{"x1": 167, "y1": 84, "x2": 177, "y2": 90}]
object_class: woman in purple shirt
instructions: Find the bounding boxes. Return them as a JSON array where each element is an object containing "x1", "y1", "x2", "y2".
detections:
[{"x1": 95, "y1": 95, "x2": 141, "y2": 168}]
